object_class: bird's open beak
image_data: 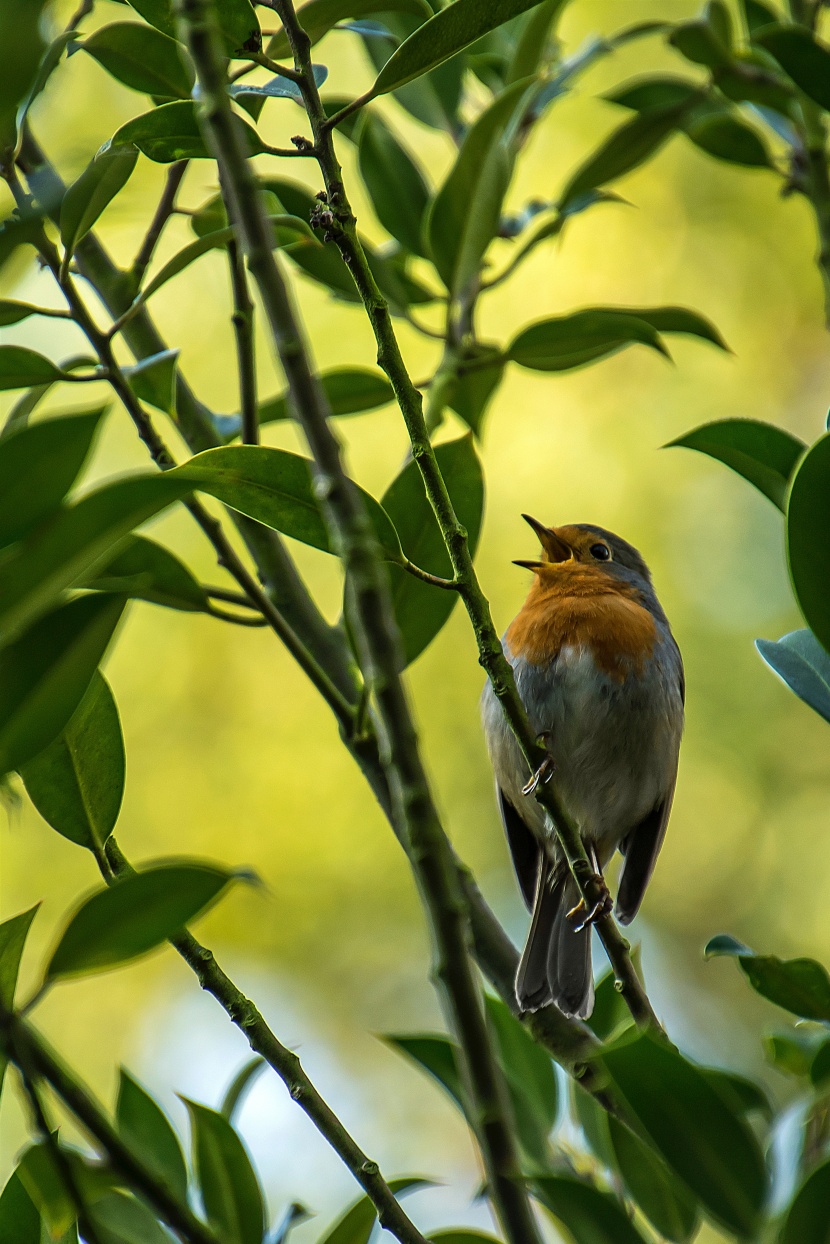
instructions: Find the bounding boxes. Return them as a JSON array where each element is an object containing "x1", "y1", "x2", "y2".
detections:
[{"x1": 520, "y1": 514, "x2": 573, "y2": 563}]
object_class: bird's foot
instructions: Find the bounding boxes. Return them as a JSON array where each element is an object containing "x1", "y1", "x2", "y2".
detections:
[
  {"x1": 567, "y1": 874, "x2": 613, "y2": 933},
  {"x1": 522, "y1": 732, "x2": 555, "y2": 797}
]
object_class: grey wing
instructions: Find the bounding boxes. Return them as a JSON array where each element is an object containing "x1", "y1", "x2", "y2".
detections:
[{"x1": 497, "y1": 787, "x2": 541, "y2": 912}]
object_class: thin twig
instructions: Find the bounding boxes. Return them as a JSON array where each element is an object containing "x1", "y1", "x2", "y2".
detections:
[
  {"x1": 401, "y1": 559, "x2": 458, "y2": 589},
  {"x1": 130, "y1": 161, "x2": 189, "y2": 289},
  {"x1": 222, "y1": 170, "x2": 259, "y2": 445}
]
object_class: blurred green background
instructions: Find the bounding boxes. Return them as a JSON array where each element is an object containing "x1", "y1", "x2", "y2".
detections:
[{"x1": 2, "y1": 0, "x2": 830, "y2": 1238}]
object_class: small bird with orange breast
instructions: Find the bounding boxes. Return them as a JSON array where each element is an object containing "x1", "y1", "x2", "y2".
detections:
[{"x1": 481, "y1": 517, "x2": 684, "y2": 1019}]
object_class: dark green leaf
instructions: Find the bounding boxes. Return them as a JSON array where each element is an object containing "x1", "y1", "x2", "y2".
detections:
[
  {"x1": 266, "y1": 0, "x2": 430, "y2": 59},
  {"x1": 533, "y1": 1174, "x2": 650, "y2": 1244},
  {"x1": 0, "y1": 1170, "x2": 41, "y2": 1244},
  {"x1": 0, "y1": 0, "x2": 47, "y2": 151},
  {"x1": 788, "y1": 433, "x2": 830, "y2": 652},
  {"x1": 601, "y1": 1033, "x2": 767, "y2": 1237},
  {"x1": 0, "y1": 408, "x2": 106, "y2": 548},
  {"x1": 16, "y1": 1144, "x2": 75, "y2": 1240},
  {"x1": 123, "y1": 348, "x2": 179, "y2": 416},
  {"x1": 257, "y1": 367, "x2": 394, "y2": 428},
  {"x1": 46, "y1": 861, "x2": 237, "y2": 980},
  {"x1": 506, "y1": 0, "x2": 569, "y2": 84},
  {"x1": 176, "y1": 445, "x2": 401, "y2": 561},
  {"x1": 381, "y1": 434, "x2": 483, "y2": 663},
  {"x1": 447, "y1": 343, "x2": 504, "y2": 436},
  {"x1": 427, "y1": 78, "x2": 531, "y2": 295},
  {"x1": 117, "y1": 1069, "x2": 189, "y2": 1203},
  {"x1": 318, "y1": 1178, "x2": 430, "y2": 1244},
  {"x1": 358, "y1": 112, "x2": 430, "y2": 255},
  {"x1": 703, "y1": 1068, "x2": 771, "y2": 1118},
  {"x1": 484, "y1": 993, "x2": 557, "y2": 1168},
  {"x1": 87, "y1": 1192, "x2": 171, "y2": 1244},
  {"x1": 667, "y1": 418, "x2": 804, "y2": 511},
  {"x1": 14, "y1": 29, "x2": 77, "y2": 139},
  {"x1": 508, "y1": 310, "x2": 669, "y2": 371},
  {"x1": 756, "y1": 629, "x2": 830, "y2": 725},
  {"x1": 20, "y1": 670, "x2": 124, "y2": 851},
  {"x1": 616, "y1": 305, "x2": 728, "y2": 349},
  {"x1": 83, "y1": 22, "x2": 194, "y2": 99},
  {"x1": 110, "y1": 100, "x2": 266, "y2": 162},
  {"x1": 369, "y1": 0, "x2": 548, "y2": 97},
  {"x1": 87, "y1": 534, "x2": 209, "y2": 612},
  {"x1": 0, "y1": 906, "x2": 39, "y2": 1099},
  {"x1": 60, "y1": 145, "x2": 139, "y2": 258},
  {"x1": 685, "y1": 111, "x2": 772, "y2": 167},
  {"x1": 184, "y1": 1100, "x2": 265, "y2": 1244},
  {"x1": 430, "y1": 1235, "x2": 501, "y2": 1244},
  {"x1": 0, "y1": 299, "x2": 61, "y2": 326},
  {"x1": 740, "y1": 0, "x2": 777, "y2": 35},
  {"x1": 559, "y1": 104, "x2": 692, "y2": 209},
  {"x1": 605, "y1": 75, "x2": 703, "y2": 114},
  {"x1": 809, "y1": 1039, "x2": 830, "y2": 1086},
  {"x1": 588, "y1": 950, "x2": 643, "y2": 1040},
  {"x1": 670, "y1": 19, "x2": 732, "y2": 69},
  {"x1": 0, "y1": 345, "x2": 66, "y2": 391},
  {"x1": 705, "y1": 933, "x2": 830, "y2": 1021},
  {"x1": 221, "y1": 1057, "x2": 267, "y2": 1123},
  {"x1": 127, "y1": 0, "x2": 261, "y2": 56},
  {"x1": 779, "y1": 1159, "x2": 830, "y2": 1244},
  {"x1": 608, "y1": 1116, "x2": 699, "y2": 1243},
  {"x1": 0, "y1": 473, "x2": 193, "y2": 641},
  {"x1": 0, "y1": 595, "x2": 126, "y2": 777},
  {"x1": 764, "y1": 1027, "x2": 829, "y2": 1078},
  {"x1": 383, "y1": 1034, "x2": 466, "y2": 1112},
  {"x1": 754, "y1": 25, "x2": 830, "y2": 111},
  {"x1": 0, "y1": 208, "x2": 49, "y2": 274}
]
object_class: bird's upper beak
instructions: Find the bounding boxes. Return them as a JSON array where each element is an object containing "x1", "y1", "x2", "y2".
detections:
[{"x1": 516, "y1": 514, "x2": 573, "y2": 566}]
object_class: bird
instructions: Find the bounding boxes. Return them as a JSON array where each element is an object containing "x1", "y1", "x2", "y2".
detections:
[{"x1": 481, "y1": 516, "x2": 684, "y2": 1019}]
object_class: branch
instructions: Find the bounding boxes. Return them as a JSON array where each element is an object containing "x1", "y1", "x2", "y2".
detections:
[
  {"x1": 130, "y1": 161, "x2": 188, "y2": 289},
  {"x1": 175, "y1": 7, "x2": 546, "y2": 1241},
  {"x1": 223, "y1": 202, "x2": 259, "y2": 444},
  {"x1": 281, "y1": 29, "x2": 658, "y2": 1032}
]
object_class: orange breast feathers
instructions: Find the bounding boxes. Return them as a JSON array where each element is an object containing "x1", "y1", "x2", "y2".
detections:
[{"x1": 505, "y1": 565, "x2": 657, "y2": 680}]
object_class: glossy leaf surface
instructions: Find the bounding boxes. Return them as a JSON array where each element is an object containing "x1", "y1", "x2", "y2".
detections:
[
  {"x1": 266, "y1": 0, "x2": 429, "y2": 58},
  {"x1": 756, "y1": 629, "x2": 830, "y2": 725},
  {"x1": 257, "y1": 367, "x2": 393, "y2": 428},
  {"x1": 111, "y1": 101, "x2": 266, "y2": 161},
  {"x1": 667, "y1": 418, "x2": 804, "y2": 511},
  {"x1": 508, "y1": 309, "x2": 668, "y2": 371},
  {"x1": 60, "y1": 145, "x2": 139, "y2": 257},
  {"x1": 82, "y1": 22, "x2": 195, "y2": 98},
  {"x1": 787, "y1": 433, "x2": 830, "y2": 651},
  {"x1": 127, "y1": 0, "x2": 260, "y2": 55}
]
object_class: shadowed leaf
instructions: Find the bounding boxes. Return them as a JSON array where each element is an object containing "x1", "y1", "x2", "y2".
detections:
[
  {"x1": 533, "y1": 1174, "x2": 650, "y2": 1244},
  {"x1": 82, "y1": 22, "x2": 194, "y2": 98},
  {"x1": 705, "y1": 934, "x2": 830, "y2": 1021},
  {"x1": 184, "y1": 1101, "x2": 265, "y2": 1244},
  {"x1": 117, "y1": 1070, "x2": 188, "y2": 1203},
  {"x1": 787, "y1": 433, "x2": 830, "y2": 652},
  {"x1": 667, "y1": 418, "x2": 805, "y2": 511}
]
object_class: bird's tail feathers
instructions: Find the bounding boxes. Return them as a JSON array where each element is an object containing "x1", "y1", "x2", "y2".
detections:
[{"x1": 515, "y1": 863, "x2": 594, "y2": 1019}]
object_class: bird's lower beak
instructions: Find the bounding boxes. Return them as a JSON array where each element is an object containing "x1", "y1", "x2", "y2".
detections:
[{"x1": 521, "y1": 514, "x2": 572, "y2": 563}]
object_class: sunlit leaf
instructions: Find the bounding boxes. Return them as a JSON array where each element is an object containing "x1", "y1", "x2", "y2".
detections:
[
  {"x1": 82, "y1": 22, "x2": 195, "y2": 98},
  {"x1": 787, "y1": 433, "x2": 830, "y2": 652},
  {"x1": 705, "y1": 933, "x2": 830, "y2": 1022},
  {"x1": 46, "y1": 862, "x2": 237, "y2": 980},
  {"x1": 508, "y1": 309, "x2": 668, "y2": 371},
  {"x1": 667, "y1": 418, "x2": 804, "y2": 511},
  {"x1": 533, "y1": 1174, "x2": 650, "y2": 1244},
  {"x1": 20, "y1": 670, "x2": 124, "y2": 852},
  {"x1": 117, "y1": 1069, "x2": 189, "y2": 1203},
  {"x1": 110, "y1": 100, "x2": 267, "y2": 162},
  {"x1": 184, "y1": 1100, "x2": 265, "y2": 1244},
  {"x1": 756, "y1": 629, "x2": 830, "y2": 725},
  {"x1": 60, "y1": 145, "x2": 139, "y2": 259}
]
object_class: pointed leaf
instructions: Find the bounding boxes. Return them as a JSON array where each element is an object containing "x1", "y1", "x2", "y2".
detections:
[
  {"x1": 358, "y1": 112, "x2": 431, "y2": 256},
  {"x1": 484, "y1": 993, "x2": 557, "y2": 1167},
  {"x1": 383, "y1": 1034, "x2": 466, "y2": 1113},
  {"x1": 667, "y1": 418, "x2": 804, "y2": 511},
  {"x1": 606, "y1": 75, "x2": 703, "y2": 114},
  {"x1": 46, "y1": 862, "x2": 237, "y2": 980},
  {"x1": 559, "y1": 104, "x2": 692, "y2": 210},
  {"x1": 110, "y1": 100, "x2": 267, "y2": 162},
  {"x1": 0, "y1": 346, "x2": 66, "y2": 391},
  {"x1": 123, "y1": 349, "x2": 179, "y2": 416},
  {"x1": 221, "y1": 1057, "x2": 267, "y2": 1123},
  {"x1": 60, "y1": 145, "x2": 139, "y2": 257},
  {"x1": 0, "y1": 300, "x2": 64, "y2": 326},
  {"x1": 601, "y1": 1033, "x2": 767, "y2": 1238},
  {"x1": 618, "y1": 305, "x2": 727, "y2": 349},
  {"x1": 82, "y1": 22, "x2": 195, "y2": 99},
  {"x1": 447, "y1": 343, "x2": 504, "y2": 436},
  {"x1": 318, "y1": 1178, "x2": 430, "y2": 1244},
  {"x1": 533, "y1": 1174, "x2": 650, "y2": 1244},
  {"x1": 0, "y1": 906, "x2": 39, "y2": 1098},
  {"x1": 266, "y1": 0, "x2": 430, "y2": 59},
  {"x1": 787, "y1": 433, "x2": 830, "y2": 652},
  {"x1": 0, "y1": 408, "x2": 106, "y2": 548},
  {"x1": 705, "y1": 934, "x2": 830, "y2": 1021},
  {"x1": 87, "y1": 534, "x2": 209, "y2": 612},
  {"x1": 184, "y1": 1100, "x2": 265, "y2": 1244},
  {"x1": 87, "y1": 1192, "x2": 171, "y2": 1244},
  {"x1": 16, "y1": 1144, "x2": 75, "y2": 1240},
  {"x1": 685, "y1": 111, "x2": 772, "y2": 167},
  {"x1": 0, "y1": 595, "x2": 126, "y2": 777},
  {"x1": 117, "y1": 1070, "x2": 188, "y2": 1203},
  {"x1": 381, "y1": 434, "x2": 483, "y2": 663},
  {"x1": 607, "y1": 1116, "x2": 699, "y2": 1243},
  {"x1": 257, "y1": 367, "x2": 393, "y2": 428},
  {"x1": 754, "y1": 25, "x2": 830, "y2": 111},
  {"x1": 20, "y1": 670, "x2": 125, "y2": 851},
  {"x1": 0, "y1": 1170, "x2": 40, "y2": 1244},
  {"x1": 756, "y1": 629, "x2": 830, "y2": 725},
  {"x1": 508, "y1": 309, "x2": 668, "y2": 371},
  {"x1": 764, "y1": 1027, "x2": 828, "y2": 1078},
  {"x1": 176, "y1": 445, "x2": 401, "y2": 560}
]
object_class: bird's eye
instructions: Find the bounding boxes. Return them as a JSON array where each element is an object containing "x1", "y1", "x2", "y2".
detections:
[{"x1": 590, "y1": 543, "x2": 611, "y2": 561}]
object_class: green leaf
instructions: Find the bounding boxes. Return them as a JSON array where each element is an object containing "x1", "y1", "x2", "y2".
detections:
[
  {"x1": 176, "y1": 445, "x2": 402, "y2": 561},
  {"x1": 754, "y1": 24, "x2": 830, "y2": 111},
  {"x1": 616, "y1": 304, "x2": 728, "y2": 349},
  {"x1": 756, "y1": 629, "x2": 830, "y2": 725},
  {"x1": 46, "y1": 861, "x2": 237, "y2": 980},
  {"x1": 383, "y1": 1034, "x2": 466, "y2": 1112},
  {"x1": 430, "y1": 1235, "x2": 501, "y2": 1244},
  {"x1": 369, "y1": 0, "x2": 548, "y2": 98},
  {"x1": 0, "y1": 0, "x2": 47, "y2": 151},
  {"x1": 484, "y1": 993, "x2": 557, "y2": 1168},
  {"x1": 110, "y1": 100, "x2": 266, "y2": 162},
  {"x1": 588, "y1": 950, "x2": 643, "y2": 1040},
  {"x1": 220, "y1": 1057, "x2": 267, "y2": 1123},
  {"x1": 601, "y1": 1034, "x2": 766, "y2": 1238},
  {"x1": 266, "y1": 0, "x2": 430, "y2": 59},
  {"x1": 82, "y1": 22, "x2": 195, "y2": 99},
  {"x1": 0, "y1": 1170, "x2": 41, "y2": 1244},
  {"x1": 0, "y1": 408, "x2": 107, "y2": 548},
  {"x1": 60, "y1": 145, "x2": 139, "y2": 258},
  {"x1": 741, "y1": 0, "x2": 777, "y2": 35},
  {"x1": 358, "y1": 112, "x2": 430, "y2": 256},
  {"x1": 0, "y1": 906, "x2": 39, "y2": 1099},
  {"x1": 184, "y1": 1100, "x2": 265, "y2": 1244},
  {"x1": 447, "y1": 343, "x2": 505, "y2": 437},
  {"x1": 230, "y1": 64, "x2": 328, "y2": 103},
  {"x1": 257, "y1": 367, "x2": 394, "y2": 429},
  {"x1": 669, "y1": 19, "x2": 732, "y2": 69},
  {"x1": 0, "y1": 472, "x2": 193, "y2": 641},
  {"x1": 0, "y1": 299, "x2": 62, "y2": 325},
  {"x1": 20, "y1": 671, "x2": 124, "y2": 852},
  {"x1": 506, "y1": 0, "x2": 569, "y2": 84},
  {"x1": 87, "y1": 1192, "x2": 171, "y2": 1244},
  {"x1": 86, "y1": 534, "x2": 209, "y2": 612},
  {"x1": 685, "y1": 111, "x2": 772, "y2": 167},
  {"x1": 559, "y1": 103, "x2": 692, "y2": 210},
  {"x1": 14, "y1": 29, "x2": 77, "y2": 140},
  {"x1": 779, "y1": 1158, "x2": 830, "y2": 1244},
  {"x1": 809, "y1": 1039, "x2": 830, "y2": 1085},
  {"x1": 381, "y1": 434, "x2": 483, "y2": 663},
  {"x1": 127, "y1": 0, "x2": 261, "y2": 56},
  {"x1": 605, "y1": 75, "x2": 703, "y2": 114},
  {"x1": 116, "y1": 1069, "x2": 189, "y2": 1203},
  {"x1": 0, "y1": 345, "x2": 66, "y2": 391},
  {"x1": 0, "y1": 595, "x2": 126, "y2": 777},
  {"x1": 667, "y1": 418, "x2": 805, "y2": 511},
  {"x1": 318, "y1": 1178, "x2": 430, "y2": 1244},
  {"x1": 427, "y1": 78, "x2": 532, "y2": 295},
  {"x1": 508, "y1": 309, "x2": 669, "y2": 371},
  {"x1": 123, "y1": 348, "x2": 179, "y2": 416},
  {"x1": 16, "y1": 1144, "x2": 75, "y2": 1240},
  {"x1": 704, "y1": 1068, "x2": 771, "y2": 1119},
  {"x1": 607, "y1": 1116, "x2": 699, "y2": 1243},
  {"x1": 788, "y1": 433, "x2": 830, "y2": 652},
  {"x1": 533, "y1": 1174, "x2": 650, "y2": 1244},
  {"x1": 764, "y1": 1027, "x2": 829, "y2": 1078},
  {"x1": 705, "y1": 934, "x2": 830, "y2": 1021}
]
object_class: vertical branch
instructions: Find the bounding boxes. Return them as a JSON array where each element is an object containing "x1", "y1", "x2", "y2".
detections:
[
  {"x1": 175, "y1": 5, "x2": 545, "y2": 1241},
  {"x1": 227, "y1": 235, "x2": 259, "y2": 444},
  {"x1": 130, "y1": 160, "x2": 188, "y2": 290}
]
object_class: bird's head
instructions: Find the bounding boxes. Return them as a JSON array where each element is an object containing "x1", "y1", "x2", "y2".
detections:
[{"x1": 515, "y1": 515, "x2": 653, "y2": 589}]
